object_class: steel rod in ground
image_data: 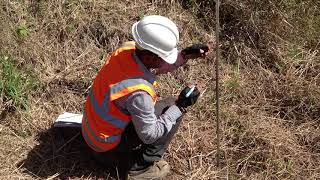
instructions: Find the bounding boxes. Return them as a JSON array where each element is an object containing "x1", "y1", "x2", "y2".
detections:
[{"x1": 215, "y1": 0, "x2": 221, "y2": 168}]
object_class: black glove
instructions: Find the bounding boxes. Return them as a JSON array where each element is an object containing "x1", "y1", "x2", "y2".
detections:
[
  {"x1": 176, "y1": 86, "x2": 200, "y2": 110},
  {"x1": 182, "y1": 44, "x2": 209, "y2": 57}
]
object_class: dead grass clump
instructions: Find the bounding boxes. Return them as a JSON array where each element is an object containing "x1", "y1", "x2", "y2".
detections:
[{"x1": 179, "y1": 0, "x2": 320, "y2": 178}]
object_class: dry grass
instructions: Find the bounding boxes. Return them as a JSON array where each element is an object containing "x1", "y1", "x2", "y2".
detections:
[{"x1": 0, "y1": 0, "x2": 319, "y2": 179}]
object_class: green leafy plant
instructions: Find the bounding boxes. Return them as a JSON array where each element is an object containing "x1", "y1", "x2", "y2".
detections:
[
  {"x1": 66, "y1": 24, "x2": 76, "y2": 33},
  {"x1": 16, "y1": 25, "x2": 29, "y2": 38},
  {"x1": 0, "y1": 55, "x2": 38, "y2": 109}
]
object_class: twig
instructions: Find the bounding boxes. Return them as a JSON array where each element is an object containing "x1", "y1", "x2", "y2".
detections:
[
  {"x1": 56, "y1": 132, "x2": 80, "y2": 153},
  {"x1": 46, "y1": 173, "x2": 60, "y2": 180}
]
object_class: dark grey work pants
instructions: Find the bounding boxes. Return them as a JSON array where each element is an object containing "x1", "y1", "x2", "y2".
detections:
[{"x1": 92, "y1": 97, "x2": 183, "y2": 176}]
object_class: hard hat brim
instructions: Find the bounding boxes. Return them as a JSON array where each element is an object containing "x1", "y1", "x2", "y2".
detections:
[
  {"x1": 132, "y1": 22, "x2": 141, "y2": 48},
  {"x1": 158, "y1": 47, "x2": 178, "y2": 64},
  {"x1": 132, "y1": 21, "x2": 178, "y2": 64}
]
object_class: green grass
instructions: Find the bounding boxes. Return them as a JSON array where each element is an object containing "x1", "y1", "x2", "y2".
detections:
[
  {"x1": 0, "y1": 55, "x2": 38, "y2": 109},
  {"x1": 16, "y1": 25, "x2": 29, "y2": 38},
  {"x1": 287, "y1": 46, "x2": 304, "y2": 60}
]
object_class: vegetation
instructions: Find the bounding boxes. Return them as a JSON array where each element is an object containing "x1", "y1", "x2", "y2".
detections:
[
  {"x1": 0, "y1": 55, "x2": 37, "y2": 110},
  {"x1": 0, "y1": 0, "x2": 319, "y2": 179}
]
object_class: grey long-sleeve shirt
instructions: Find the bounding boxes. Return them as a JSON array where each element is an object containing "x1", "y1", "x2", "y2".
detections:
[{"x1": 114, "y1": 91, "x2": 182, "y2": 144}]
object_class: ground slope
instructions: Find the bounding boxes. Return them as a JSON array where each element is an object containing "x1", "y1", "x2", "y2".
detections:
[{"x1": 0, "y1": 0, "x2": 319, "y2": 179}]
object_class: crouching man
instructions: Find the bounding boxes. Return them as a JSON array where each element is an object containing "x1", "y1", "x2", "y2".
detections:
[{"x1": 82, "y1": 15, "x2": 209, "y2": 179}]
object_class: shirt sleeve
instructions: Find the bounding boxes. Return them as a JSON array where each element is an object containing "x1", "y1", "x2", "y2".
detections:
[{"x1": 126, "y1": 91, "x2": 182, "y2": 144}]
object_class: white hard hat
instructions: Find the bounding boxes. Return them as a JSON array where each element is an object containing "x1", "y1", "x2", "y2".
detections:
[{"x1": 132, "y1": 15, "x2": 179, "y2": 64}]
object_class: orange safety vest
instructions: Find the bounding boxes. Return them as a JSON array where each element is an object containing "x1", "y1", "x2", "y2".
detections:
[{"x1": 82, "y1": 42, "x2": 157, "y2": 152}]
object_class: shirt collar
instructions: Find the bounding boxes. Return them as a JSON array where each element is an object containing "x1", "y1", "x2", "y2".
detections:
[{"x1": 133, "y1": 52, "x2": 156, "y2": 84}]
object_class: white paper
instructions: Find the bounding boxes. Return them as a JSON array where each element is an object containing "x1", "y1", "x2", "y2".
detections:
[{"x1": 54, "y1": 112, "x2": 83, "y2": 128}]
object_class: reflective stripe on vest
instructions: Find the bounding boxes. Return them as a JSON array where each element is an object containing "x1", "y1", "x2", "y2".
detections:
[
  {"x1": 122, "y1": 41, "x2": 136, "y2": 48},
  {"x1": 82, "y1": 113, "x2": 121, "y2": 143},
  {"x1": 81, "y1": 123, "x2": 106, "y2": 152},
  {"x1": 89, "y1": 90, "x2": 127, "y2": 129},
  {"x1": 109, "y1": 78, "x2": 157, "y2": 101}
]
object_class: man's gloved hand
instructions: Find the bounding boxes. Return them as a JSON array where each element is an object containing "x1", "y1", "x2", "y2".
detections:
[
  {"x1": 176, "y1": 86, "x2": 200, "y2": 111},
  {"x1": 182, "y1": 44, "x2": 209, "y2": 60}
]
